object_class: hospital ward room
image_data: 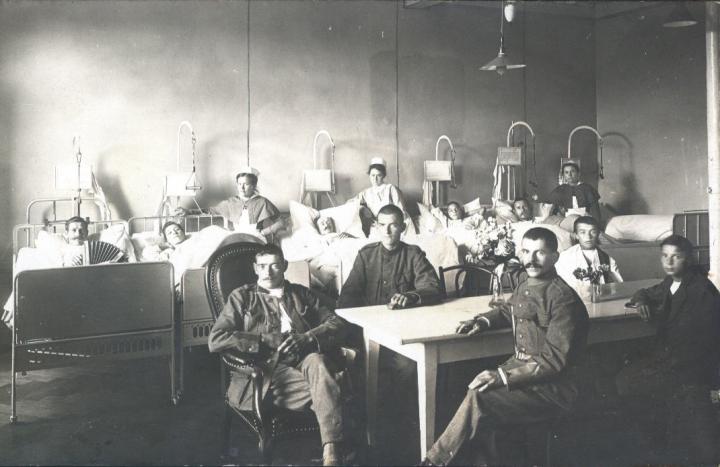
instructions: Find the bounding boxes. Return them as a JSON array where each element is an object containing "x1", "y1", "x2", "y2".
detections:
[{"x1": 1, "y1": 1, "x2": 720, "y2": 466}]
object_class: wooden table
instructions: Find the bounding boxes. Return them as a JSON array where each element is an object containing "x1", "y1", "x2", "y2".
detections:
[{"x1": 335, "y1": 279, "x2": 658, "y2": 458}]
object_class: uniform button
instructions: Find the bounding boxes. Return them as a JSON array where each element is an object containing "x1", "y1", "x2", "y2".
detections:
[
  {"x1": 521, "y1": 347, "x2": 526, "y2": 352},
  {"x1": 383, "y1": 280, "x2": 388, "y2": 284},
  {"x1": 524, "y1": 291, "x2": 529, "y2": 295},
  {"x1": 518, "y1": 318, "x2": 523, "y2": 322},
  {"x1": 518, "y1": 334, "x2": 523, "y2": 339}
]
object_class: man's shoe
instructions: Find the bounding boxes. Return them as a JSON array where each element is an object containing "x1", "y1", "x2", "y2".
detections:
[{"x1": 322, "y1": 442, "x2": 342, "y2": 466}]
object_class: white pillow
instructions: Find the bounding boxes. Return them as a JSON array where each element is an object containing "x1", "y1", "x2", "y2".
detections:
[
  {"x1": 36, "y1": 230, "x2": 66, "y2": 262},
  {"x1": 604, "y1": 215, "x2": 673, "y2": 242},
  {"x1": 288, "y1": 200, "x2": 364, "y2": 238},
  {"x1": 131, "y1": 231, "x2": 165, "y2": 261},
  {"x1": 416, "y1": 203, "x2": 444, "y2": 234}
]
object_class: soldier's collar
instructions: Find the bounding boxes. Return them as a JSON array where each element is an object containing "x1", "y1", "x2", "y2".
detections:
[{"x1": 526, "y1": 270, "x2": 558, "y2": 286}]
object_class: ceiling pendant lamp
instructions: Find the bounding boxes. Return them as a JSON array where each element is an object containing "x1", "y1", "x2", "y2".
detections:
[
  {"x1": 662, "y1": 2, "x2": 697, "y2": 28},
  {"x1": 481, "y1": 0, "x2": 525, "y2": 75}
]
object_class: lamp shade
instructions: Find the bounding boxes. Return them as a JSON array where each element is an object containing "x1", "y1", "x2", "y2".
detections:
[
  {"x1": 663, "y1": 3, "x2": 697, "y2": 28},
  {"x1": 480, "y1": 50, "x2": 526, "y2": 75}
]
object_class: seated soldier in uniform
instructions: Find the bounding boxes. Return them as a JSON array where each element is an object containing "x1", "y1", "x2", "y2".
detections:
[
  {"x1": 618, "y1": 235, "x2": 720, "y2": 463},
  {"x1": 555, "y1": 216, "x2": 623, "y2": 297},
  {"x1": 423, "y1": 227, "x2": 590, "y2": 466},
  {"x1": 208, "y1": 244, "x2": 350, "y2": 465},
  {"x1": 338, "y1": 203, "x2": 442, "y2": 461}
]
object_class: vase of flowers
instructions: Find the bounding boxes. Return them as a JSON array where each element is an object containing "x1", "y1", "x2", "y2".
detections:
[
  {"x1": 465, "y1": 218, "x2": 515, "y2": 266},
  {"x1": 572, "y1": 264, "x2": 611, "y2": 301}
]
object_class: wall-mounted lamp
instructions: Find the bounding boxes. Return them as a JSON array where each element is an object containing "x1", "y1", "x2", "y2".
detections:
[
  {"x1": 481, "y1": 0, "x2": 525, "y2": 75},
  {"x1": 663, "y1": 3, "x2": 697, "y2": 28}
]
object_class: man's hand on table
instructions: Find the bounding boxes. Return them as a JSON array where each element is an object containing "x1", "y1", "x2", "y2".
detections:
[
  {"x1": 468, "y1": 370, "x2": 502, "y2": 393},
  {"x1": 636, "y1": 303, "x2": 651, "y2": 322},
  {"x1": 455, "y1": 315, "x2": 490, "y2": 335},
  {"x1": 387, "y1": 292, "x2": 419, "y2": 309}
]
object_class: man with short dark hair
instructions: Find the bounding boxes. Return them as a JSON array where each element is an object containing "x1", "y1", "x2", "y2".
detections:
[
  {"x1": 209, "y1": 244, "x2": 349, "y2": 465},
  {"x1": 618, "y1": 235, "x2": 720, "y2": 463},
  {"x1": 512, "y1": 197, "x2": 533, "y2": 222},
  {"x1": 423, "y1": 227, "x2": 589, "y2": 466},
  {"x1": 338, "y1": 204, "x2": 441, "y2": 310},
  {"x1": 556, "y1": 215, "x2": 623, "y2": 297}
]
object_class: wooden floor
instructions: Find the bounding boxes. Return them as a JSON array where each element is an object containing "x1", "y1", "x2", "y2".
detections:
[{"x1": 0, "y1": 328, "x2": 717, "y2": 466}]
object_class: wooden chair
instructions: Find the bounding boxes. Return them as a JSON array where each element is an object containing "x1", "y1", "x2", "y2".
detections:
[
  {"x1": 438, "y1": 264, "x2": 496, "y2": 298},
  {"x1": 204, "y1": 241, "x2": 352, "y2": 463}
]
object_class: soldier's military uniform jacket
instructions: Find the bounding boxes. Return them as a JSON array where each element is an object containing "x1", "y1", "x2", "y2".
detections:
[
  {"x1": 208, "y1": 281, "x2": 346, "y2": 409},
  {"x1": 483, "y1": 269, "x2": 589, "y2": 407}
]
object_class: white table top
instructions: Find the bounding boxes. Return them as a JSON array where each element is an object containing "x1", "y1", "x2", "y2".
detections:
[{"x1": 336, "y1": 279, "x2": 660, "y2": 346}]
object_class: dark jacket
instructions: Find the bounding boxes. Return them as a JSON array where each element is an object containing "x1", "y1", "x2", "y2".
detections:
[
  {"x1": 337, "y1": 241, "x2": 442, "y2": 309},
  {"x1": 208, "y1": 281, "x2": 346, "y2": 409},
  {"x1": 483, "y1": 270, "x2": 590, "y2": 407},
  {"x1": 631, "y1": 270, "x2": 720, "y2": 385}
]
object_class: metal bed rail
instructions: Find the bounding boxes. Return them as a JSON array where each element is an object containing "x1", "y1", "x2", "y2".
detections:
[
  {"x1": 672, "y1": 210, "x2": 710, "y2": 268},
  {"x1": 11, "y1": 261, "x2": 180, "y2": 423}
]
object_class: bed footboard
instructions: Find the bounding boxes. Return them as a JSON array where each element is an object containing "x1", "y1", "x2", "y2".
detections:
[{"x1": 11, "y1": 262, "x2": 180, "y2": 423}]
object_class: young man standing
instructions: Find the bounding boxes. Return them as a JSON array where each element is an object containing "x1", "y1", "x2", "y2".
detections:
[{"x1": 423, "y1": 227, "x2": 589, "y2": 466}]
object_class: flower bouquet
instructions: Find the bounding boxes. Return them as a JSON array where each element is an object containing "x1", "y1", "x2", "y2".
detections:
[
  {"x1": 465, "y1": 217, "x2": 515, "y2": 266},
  {"x1": 573, "y1": 264, "x2": 611, "y2": 301},
  {"x1": 572, "y1": 264, "x2": 610, "y2": 285}
]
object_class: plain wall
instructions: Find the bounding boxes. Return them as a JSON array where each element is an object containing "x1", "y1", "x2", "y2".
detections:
[
  {"x1": 596, "y1": 1, "x2": 707, "y2": 215},
  {"x1": 0, "y1": 0, "x2": 597, "y2": 277}
]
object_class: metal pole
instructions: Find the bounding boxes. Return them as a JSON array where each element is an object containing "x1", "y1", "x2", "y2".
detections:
[{"x1": 706, "y1": 2, "x2": 720, "y2": 289}]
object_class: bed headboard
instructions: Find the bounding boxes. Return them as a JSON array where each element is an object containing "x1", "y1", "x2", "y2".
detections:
[
  {"x1": 12, "y1": 219, "x2": 127, "y2": 256},
  {"x1": 15, "y1": 262, "x2": 174, "y2": 341},
  {"x1": 128, "y1": 214, "x2": 228, "y2": 236}
]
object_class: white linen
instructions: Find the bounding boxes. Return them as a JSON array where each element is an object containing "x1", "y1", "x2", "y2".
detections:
[{"x1": 555, "y1": 244, "x2": 624, "y2": 299}]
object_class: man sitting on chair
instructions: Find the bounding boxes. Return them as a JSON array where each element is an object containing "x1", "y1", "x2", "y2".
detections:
[
  {"x1": 555, "y1": 216, "x2": 623, "y2": 296},
  {"x1": 423, "y1": 227, "x2": 589, "y2": 466},
  {"x1": 338, "y1": 204, "x2": 441, "y2": 310},
  {"x1": 208, "y1": 244, "x2": 349, "y2": 466}
]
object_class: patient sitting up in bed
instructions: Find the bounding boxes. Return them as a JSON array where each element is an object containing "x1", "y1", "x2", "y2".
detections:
[
  {"x1": 555, "y1": 216, "x2": 622, "y2": 299},
  {"x1": 61, "y1": 216, "x2": 89, "y2": 266}
]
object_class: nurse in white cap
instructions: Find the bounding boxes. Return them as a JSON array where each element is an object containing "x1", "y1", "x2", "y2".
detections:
[
  {"x1": 176, "y1": 165, "x2": 283, "y2": 242},
  {"x1": 354, "y1": 157, "x2": 408, "y2": 235},
  {"x1": 213, "y1": 166, "x2": 283, "y2": 240}
]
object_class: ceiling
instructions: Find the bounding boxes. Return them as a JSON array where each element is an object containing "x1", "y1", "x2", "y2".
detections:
[{"x1": 402, "y1": 1, "x2": 700, "y2": 21}]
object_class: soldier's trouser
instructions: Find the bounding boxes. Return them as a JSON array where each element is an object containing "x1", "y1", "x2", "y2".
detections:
[{"x1": 426, "y1": 384, "x2": 570, "y2": 466}]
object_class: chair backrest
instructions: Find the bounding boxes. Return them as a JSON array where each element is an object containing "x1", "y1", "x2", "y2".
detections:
[
  {"x1": 438, "y1": 264, "x2": 495, "y2": 298},
  {"x1": 205, "y1": 242, "x2": 264, "y2": 319}
]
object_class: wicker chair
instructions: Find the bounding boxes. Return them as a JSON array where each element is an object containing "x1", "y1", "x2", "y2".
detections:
[{"x1": 204, "y1": 241, "x2": 351, "y2": 463}]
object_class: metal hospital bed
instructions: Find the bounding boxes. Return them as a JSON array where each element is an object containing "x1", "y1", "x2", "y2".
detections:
[
  {"x1": 128, "y1": 214, "x2": 310, "y2": 352},
  {"x1": 10, "y1": 220, "x2": 180, "y2": 423}
]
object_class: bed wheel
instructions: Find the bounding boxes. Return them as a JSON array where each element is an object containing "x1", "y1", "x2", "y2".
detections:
[
  {"x1": 10, "y1": 416, "x2": 17, "y2": 424},
  {"x1": 172, "y1": 394, "x2": 182, "y2": 406}
]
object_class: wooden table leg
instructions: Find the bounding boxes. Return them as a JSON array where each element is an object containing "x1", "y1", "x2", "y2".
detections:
[
  {"x1": 416, "y1": 343, "x2": 438, "y2": 458},
  {"x1": 364, "y1": 337, "x2": 380, "y2": 448}
]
